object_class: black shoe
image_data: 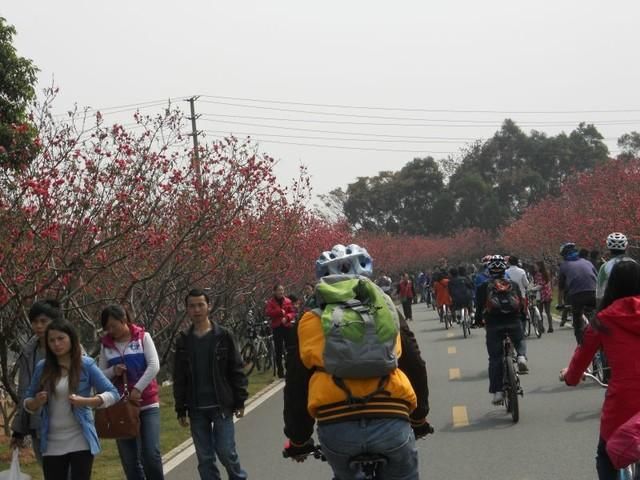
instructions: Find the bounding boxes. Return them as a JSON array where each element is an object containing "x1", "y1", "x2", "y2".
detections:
[
  {"x1": 277, "y1": 371, "x2": 285, "y2": 379},
  {"x1": 548, "y1": 327, "x2": 554, "y2": 333},
  {"x1": 540, "y1": 326, "x2": 546, "y2": 333}
]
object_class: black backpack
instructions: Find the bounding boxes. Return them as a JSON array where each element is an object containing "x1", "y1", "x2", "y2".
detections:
[{"x1": 485, "y1": 278, "x2": 521, "y2": 315}]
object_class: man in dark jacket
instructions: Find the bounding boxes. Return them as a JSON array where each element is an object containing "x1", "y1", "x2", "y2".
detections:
[
  {"x1": 475, "y1": 256, "x2": 528, "y2": 405},
  {"x1": 173, "y1": 289, "x2": 248, "y2": 480}
]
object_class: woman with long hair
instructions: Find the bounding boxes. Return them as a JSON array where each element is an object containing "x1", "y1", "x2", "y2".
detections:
[
  {"x1": 98, "y1": 305, "x2": 164, "y2": 480},
  {"x1": 24, "y1": 320, "x2": 119, "y2": 480},
  {"x1": 561, "y1": 260, "x2": 640, "y2": 479},
  {"x1": 533, "y1": 261, "x2": 553, "y2": 333}
]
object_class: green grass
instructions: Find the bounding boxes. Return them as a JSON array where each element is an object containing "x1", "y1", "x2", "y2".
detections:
[{"x1": 0, "y1": 370, "x2": 278, "y2": 480}]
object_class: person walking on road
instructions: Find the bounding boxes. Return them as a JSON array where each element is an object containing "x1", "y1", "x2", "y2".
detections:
[
  {"x1": 11, "y1": 300, "x2": 61, "y2": 465},
  {"x1": 398, "y1": 272, "x2": 415, "y2": 320},
  {"x1": 265, "y1": 284, "x2": 296, "y2": 378},
  {"x1": 99, "y1": 304, "x2": 164, "y2": 480},
  {"x1": 173, "y1": 289, "x2": 248, "y2": 480},
  {"x1": 23, "y1": 319, "x2": 119, "y2": 480}
]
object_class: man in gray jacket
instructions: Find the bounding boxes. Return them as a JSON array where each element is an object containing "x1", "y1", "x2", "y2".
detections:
[{"x1": 11, "y1": 300, "x2": 62, "y2": 463}]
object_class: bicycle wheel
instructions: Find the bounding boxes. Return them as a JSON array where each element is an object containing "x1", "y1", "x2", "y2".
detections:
[
  {"x1": 533, "y1": 307, "x2": 543, "y2": 338},
  {"x1": 524, "y1": 312, "x2": 531, "y2": 337},
  {"x1": 254, "y1": 341, "x2": 268, "y2": 373},
  {"x1": 505, "y1": 355, "x2": 520, "y2": 423},
  {"x1": 240, "y1": 342, "x2": 256, "y2": 376}
]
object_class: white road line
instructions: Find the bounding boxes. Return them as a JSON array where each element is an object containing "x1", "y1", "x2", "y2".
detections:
[{"x1": 163, "y1": 380, "x2": 286, "y2": 473}]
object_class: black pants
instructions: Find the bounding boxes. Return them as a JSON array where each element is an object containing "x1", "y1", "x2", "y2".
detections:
[
  {"x1": 43, "y1": 450, "x2": 93, "y2": 480},
  {"x1": 273, "y1": 326, "x2": 294, "y2": 376},
  {"x1": 570, "y1": 291, "x2": 596, "y2": 344},
  {"x1": 596, "y1": 437, "x2": 617, "y2": 480},
  {"x1": 401, "y1": 299, "x2": 413, "y2": 320},
  {"x1": 485, "y1": 321, "x2": 526, "y2": 393}
]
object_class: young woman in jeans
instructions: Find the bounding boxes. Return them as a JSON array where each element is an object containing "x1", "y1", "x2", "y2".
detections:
[
  {"x1": 24, "y1": 320, "x2": 119, "y2": 479},
  {"x1": 99, "y1": 305, "x2": 164, "y2": 480}
]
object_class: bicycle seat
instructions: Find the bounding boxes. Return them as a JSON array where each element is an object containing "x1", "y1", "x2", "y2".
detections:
[{"x1": 348, "y1": 453, "x2": 388, "y2": 470}]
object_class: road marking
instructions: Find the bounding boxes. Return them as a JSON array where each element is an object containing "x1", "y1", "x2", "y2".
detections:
[
  {"x1": 163, "y1": 379, "x2": 286, "y2": 473},
  {"x1": 452, "y1": 406, "x2": 470, "y2": 427},
  {"x1": 446, "y1": 332, "x2": 454, "y2": 338},
  {"x1": 449, "y1": 368, "x2": 461, "y2": 380},
  {"x1": 447, "y1": 346, "x2": 457, "y2": 354}
]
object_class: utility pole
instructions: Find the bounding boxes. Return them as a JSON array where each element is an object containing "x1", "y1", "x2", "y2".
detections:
[{"x1": 186, "y1": 96, "x2": 202, "y2": 194}]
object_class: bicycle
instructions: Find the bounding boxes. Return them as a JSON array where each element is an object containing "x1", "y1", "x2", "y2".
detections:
[
  {"x1": 283, "y1": 426, "x2": 434, "y2": 479},
  {"x1": 443, "y1": 304, "x2": 454, "y2": 330},
  {"x1": 240, "y1": 318, "x2": 274, "y2": 376},
  {"x1": 524, "y1": 288, "x2": 543, "y2": 338},
  {"x1": 502, "y1": 333, "x2": 523, "y2": 423},
  {"x1": 557, "y1": 304, "x2": 611, "y2": 385},
  {"x1": 456, "y1": 306, "x2": 471, "y2": 338}
]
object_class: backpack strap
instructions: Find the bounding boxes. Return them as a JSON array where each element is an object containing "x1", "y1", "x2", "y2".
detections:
[{"x1": 332, "y1": 375, "x2": 391, "y2": 407}]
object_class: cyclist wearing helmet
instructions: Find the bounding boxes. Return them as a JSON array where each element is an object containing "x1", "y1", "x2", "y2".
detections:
[
  {"x1": 472, "y1": 256, "x2": 492, "y2": 327},
  {"x1": 558, "y1": 242, "x2": 597, "y2": 344},
  {"x1": 596, "y1": 233, "x2": 636, "y2": 305},
  {"x1": 475, "y1": 255, "x2": 528, "y2": 405},
  {"x1": 283, "y1": 244, "x2": 430, "y2": 480}
]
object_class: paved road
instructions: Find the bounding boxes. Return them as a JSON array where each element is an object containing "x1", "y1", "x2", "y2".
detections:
[{"x1": 166, "y1": 305, "x2": 604, "y2": 479}]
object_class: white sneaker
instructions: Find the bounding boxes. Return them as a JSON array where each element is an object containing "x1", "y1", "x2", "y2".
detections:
[
  {"x1": 517, "y1": 356, "x2": 529, "y2": 374},
  {"x1": 491, "y1": 392, "x2": 504, "y2": 405}
]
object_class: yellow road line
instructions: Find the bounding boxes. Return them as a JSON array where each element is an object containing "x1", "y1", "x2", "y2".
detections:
[
  {"x1": 446, "y1": 332, "x2": 454, "y2": 338},
  {"x1": 447, "y1": 346, "x2": 457, "y2": 354},
  {"x1": 452, "y1": 406, "x2": 469, "y2": 428},
  {"x1": 449, "y1": 368, "x2": 461, "y2": 380}
]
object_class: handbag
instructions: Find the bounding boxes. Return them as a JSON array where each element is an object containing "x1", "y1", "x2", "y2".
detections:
[{"x1": 94, "y1": 375, "x2": 140, "y2": 439}]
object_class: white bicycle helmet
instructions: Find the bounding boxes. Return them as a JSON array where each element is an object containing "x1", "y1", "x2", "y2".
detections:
[
  {"x1": 606, "y1": 232, "x2": 628, "y2": 251},
  {"x1": 487, "y1": 255, "x2": 507, "y2": 277},
  {"x1": 315, "y1": 244, "x2": 373, "y2": 278}
]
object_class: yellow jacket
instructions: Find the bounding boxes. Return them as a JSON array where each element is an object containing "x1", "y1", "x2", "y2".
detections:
[{"x1": 298, "y1": 310, "x2": 417, "y2": 424}]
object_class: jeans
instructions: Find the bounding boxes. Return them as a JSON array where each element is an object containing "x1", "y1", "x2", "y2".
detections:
[
  {"x1": 273, "y1": 326, "x2": 294, "y2": 376},
  {"x1": 570, "y1": 291, "x2": 596, "y2": 344},
  {"x1": 318, "y1": 418, "x2": 418, "y2": 480},
  {"x1": 486, "y1": 322, "x2": 526, "y2": 394},
  {"x1": 189, "y1": 407, "x2": 247, "y2": 480},
  {"x1": 116, "y1": 407, "x2": 165, "y2": 480},
  {"x1": 596, "y1": 437, "x2": 617, "y2": 480},
  {"x1": 42, "y1": 450, "x2": 93, "y2": 480}
]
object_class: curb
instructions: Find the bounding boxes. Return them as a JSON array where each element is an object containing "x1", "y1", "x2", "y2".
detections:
[{"x1": 161, "y1": 378, "x2": 285, "y2": 468}]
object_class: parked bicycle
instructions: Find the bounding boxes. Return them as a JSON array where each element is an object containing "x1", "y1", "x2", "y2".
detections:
[
  {"x1": 240, "y1": 316, "x2": 274, "y2": 376},
  {"x1": 524, "y1": 287, "x2": 544, "y2": 338}
]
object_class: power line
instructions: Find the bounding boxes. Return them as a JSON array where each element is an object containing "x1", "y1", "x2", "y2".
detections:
[
  {"x1": 203, "y1": 129, "x2": 473, "y2": 144},
  {"x1": 52, "y1": 98, "x2": 187, "y2": 118},
  {"x1": 198, "y1": 99, "x2": 640, "y2": 124},
  {"x1": 200, "y1": 95, "x2": 640, "y2": 115},
  {"x1": 199, "y1": 113, "x2": 640, "y2": 128}
]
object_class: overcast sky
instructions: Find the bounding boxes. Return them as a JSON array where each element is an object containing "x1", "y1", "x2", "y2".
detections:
[{"x1": 4, "y1": 1, "x2": 639, "y2": 199}]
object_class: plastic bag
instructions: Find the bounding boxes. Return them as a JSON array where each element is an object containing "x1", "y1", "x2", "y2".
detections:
[{"x1": 0, "y1": 449, "x2": 31, "y2": 480}]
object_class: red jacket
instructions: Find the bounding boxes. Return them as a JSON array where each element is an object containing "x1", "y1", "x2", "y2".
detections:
[
  {"x1": 565, "y1": 295, "x2": 640, "y2": 441},
  {"x1": 265, "y1": 296, "x2": 296, "y2": 329},
  {"x1": 398, "y1": 280, "x2": 414, "y2": 300}
]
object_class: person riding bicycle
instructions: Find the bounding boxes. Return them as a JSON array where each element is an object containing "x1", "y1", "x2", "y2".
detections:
[
  {"x1": 283, "y1": 244, "x2": 430, "y2": 480},
  {"x1": 557, "y1": 242, "x2": 597, "y2": 344},
  {"x1": 448, "y1": 267, "x2": 474, "y2": 322},
  {"x1": 475, "y1": 255, "x2": 528, "y2": 405},
  {"x1": 433, "y1": 270, "x2": 452, "y2": 323},
  {"x1": 561, "y1": 260, "x2": 640, "y2": 479},
  {"x1": 596, "y1": 232, "x2": 636, "y2": 306}
]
